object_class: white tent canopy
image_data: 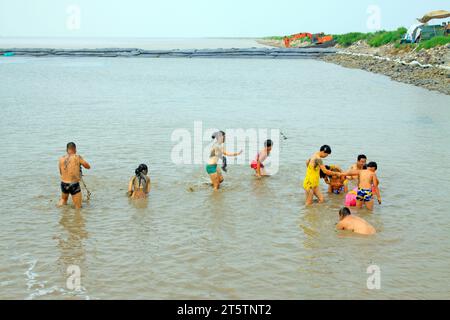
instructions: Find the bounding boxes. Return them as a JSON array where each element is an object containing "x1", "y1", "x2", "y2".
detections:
[{"x1": 404, "y1": 23, "x2": 424, "y2": 43}]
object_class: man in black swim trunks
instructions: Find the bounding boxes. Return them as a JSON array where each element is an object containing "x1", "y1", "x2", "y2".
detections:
[{"x1": 58, "y1": 142, "x2": 91, "y2": 209}]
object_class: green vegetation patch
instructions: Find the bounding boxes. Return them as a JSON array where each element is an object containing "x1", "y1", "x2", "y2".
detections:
[
  {"x1": 417, "y1": 36, "x2": 450, "y2": 49},
  {"x1": 333, "y1": 27, "x2": 407, "y2": 47},
  {"x1": 393, "y1": 36, "x2": 450, "y2": 50},
  {"x1": 265, "y1": 28, "x2": 449, "y2": 50},
  {"x1": 367, "y1": 28, "x2": 407, "y2": 47},
  {"x1": 333, "y1": 32, "x2": 371, "y2": 47}
]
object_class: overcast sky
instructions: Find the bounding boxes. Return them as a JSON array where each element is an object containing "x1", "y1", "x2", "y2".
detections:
[{"x1": 0, "y1": 0, "x2": 448, "y2": 37}]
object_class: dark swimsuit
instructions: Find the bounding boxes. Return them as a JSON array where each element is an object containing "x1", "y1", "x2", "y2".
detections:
[{"x1": 61, "y1": 182, "x2": 81, "y2": 195}]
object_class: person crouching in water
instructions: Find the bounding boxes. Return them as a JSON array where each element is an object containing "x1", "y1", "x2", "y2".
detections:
[
  {"x1": 250, "y1": 139, "x2": 273, "y2": 178},
  {"x1": 321, "y1": 165, "x2": 348, "y2": 194},
  {"x1": 128, "y1": 164, "x2": 151, "y2": 199},
  {"x1": 58, "y1": 142, "x2": 91, "y2": 209},
  {"x1": 340, "y1": 162, "x2": 381, "y2": 211},
  {"x1": 206, "y1": 131, "x2": 242, "y2": 191},
  {"x1": 336, "y1": 207, "x2": 376, "y2": 235}
]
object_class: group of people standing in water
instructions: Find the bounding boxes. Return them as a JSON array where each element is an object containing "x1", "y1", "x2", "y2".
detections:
[
  {"x1": 303, "y1": 145, "x2": 381, "y2": 210},
  {"x1": 301, "y1": 145, "x2": 381, "y2": 235},
  {"x1": 58, "y1": 133, "x2": 381, "y2": 235}
]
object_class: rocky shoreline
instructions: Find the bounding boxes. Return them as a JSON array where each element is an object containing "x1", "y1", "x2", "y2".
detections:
[
  {"x1": 320, "y1": 52, "x2": 449, "y2": 95},
  {"x1": 320, "y1": 41, "x2": 450, "y2": 95},
  {"x1": 259, "y1": 38, "x2": 449, "y2": 95}
]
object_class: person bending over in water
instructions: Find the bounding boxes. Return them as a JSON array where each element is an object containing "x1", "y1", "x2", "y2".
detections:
[
  {"x1": 58, "y1": 142, "x2": 91, "y2": 209},
  {"x1": 336, "y1": 207, "x2": 376, "y2": 235},
  {"x1": 128, "y1": 164, "x2": 151, "y2": 199},
  {"x1": 206, "y1": 131, "x2": 242, "y2": 191},
  {"x1": 347, "y1": 154, "x2": 367, "y2": 181},
  {"x1": 251, "y1": 139, "x2": 273, "y2": 178},
  {"x1": 340, "y1": 162, "x2": 381, "y2": 211},
  {"x1": 322, "y1": 165, "x2": 348, "y2": 194},
  {"x1": 303, "y1": 145, "x2": 340, "y2": 206}
]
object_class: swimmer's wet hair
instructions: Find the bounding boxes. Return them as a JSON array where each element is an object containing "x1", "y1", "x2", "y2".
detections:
[
  {"x1": 135, "y1": 164, "x2": 148, "y2": 188},
  {"x1": 135, "y1": 164, "x2": 148, "y2": 175},
  {"x1": 367, "y1": 162, "x2": 377, "y2": 170},
  {"x1": 264, "y1": 139, "x2": 273, "y2": 147},
  {"x1": 320, "y1": 145, "x2": 332, "y2": 154},
  {"x1": 66, "y1": 142, "x2": 76, "y2": 151},
  {"x1": 320, "y1": 165, "x2": 331, "y2": 178},
  {"x1": 358, "y1": 154, "x2": 367, "y2": 161},
  {"x1": 339, "y1": 207, "x2": 351, "y2": 217}
]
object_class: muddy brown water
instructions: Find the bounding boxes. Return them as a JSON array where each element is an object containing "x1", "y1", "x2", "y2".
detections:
[{"x1": 1, "y1": 46, "x2": 450, "y2": 299}]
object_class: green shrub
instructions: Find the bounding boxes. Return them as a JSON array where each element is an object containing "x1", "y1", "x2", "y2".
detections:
[
  {"x1": 417, "y1": 36, "x2": 450, "y2": 49},
  {"x1": 333, "y1": 27, "x2": 407, "y2": 47},
  {"x1": 367, "y1": 27, "x2": 407, "y2": 47},
  {"x1": 266, "y1": 27, "x2": 413, "y2": 47},
  {"x1": 333, "y1": 32, "x2": 371, "y2": 47}
]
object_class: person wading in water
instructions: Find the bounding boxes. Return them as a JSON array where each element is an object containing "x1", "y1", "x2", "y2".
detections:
[
  {"x1": 128, "y1": 164, "x2": 151, "y2": 199},
  {"x1": 58, "y1": 142, "x2": 91, "y2": 209},
  {"x1": 206, "y1": 131, "x2": 242, "y2": 191}
]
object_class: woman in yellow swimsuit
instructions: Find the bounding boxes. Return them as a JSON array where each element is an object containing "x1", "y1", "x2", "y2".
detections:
[{"x1": 303, "y1": 145, "x2": 340, "y2": 206}]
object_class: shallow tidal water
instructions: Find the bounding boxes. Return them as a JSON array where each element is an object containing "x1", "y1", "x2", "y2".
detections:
[{"x1": 1, "y1": 50, "x2": 450, "y2": 299}]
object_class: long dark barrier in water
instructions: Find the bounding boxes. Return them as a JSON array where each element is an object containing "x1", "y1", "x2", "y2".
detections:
[{"x1": 0, "y1": 47, "x2": 337, "y2": 59}]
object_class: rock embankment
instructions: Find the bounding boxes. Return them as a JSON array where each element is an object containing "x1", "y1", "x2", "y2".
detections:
[
  {"x1": 320, "y1": 41, "x2": 449, "y2": 95},
  {"x1": 259, "y1": 38, "x2": 449, "y2": 95}
]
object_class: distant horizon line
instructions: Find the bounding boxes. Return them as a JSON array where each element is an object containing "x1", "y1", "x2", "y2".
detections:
[
  {"x1": 0, "y1": 26, "x2": 411, "y2": 39},
  {"x1": 0, "y1": 36, "x2": 267, "y2": 39}
]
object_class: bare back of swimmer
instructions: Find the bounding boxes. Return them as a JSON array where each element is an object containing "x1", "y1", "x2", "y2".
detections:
[
  {"x1": 58, "y1": 142, "x2": 91, "y2": 209},
  {"x1": 128, "y1": 164, "x2": 151, "y2": 199}
]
